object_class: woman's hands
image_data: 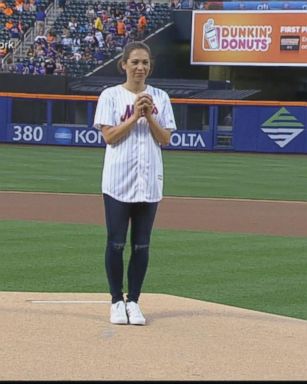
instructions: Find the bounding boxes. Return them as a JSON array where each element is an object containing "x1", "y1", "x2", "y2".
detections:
[
  {"x1": 133, "y1": 93, "x2": 154, "y2": 120},
  {"x1": 133, "y1": 93, "x2": 171, "y2": 146}
]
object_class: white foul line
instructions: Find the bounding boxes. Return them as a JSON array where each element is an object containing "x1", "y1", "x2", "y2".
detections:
[{"x1": 28, "y1": 300, "x2": 110, "y2": 304}]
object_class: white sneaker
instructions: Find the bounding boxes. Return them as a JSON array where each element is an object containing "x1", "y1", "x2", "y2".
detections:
[
  {"x1": 110, "y1": 301, "x2": 128, "y2": 324},
  {"x1": 126, "y1": 301, "x2": 146, "y2": 325}
]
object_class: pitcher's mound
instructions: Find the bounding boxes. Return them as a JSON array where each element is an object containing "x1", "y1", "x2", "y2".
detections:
[{"x1": 1, "y1": 292, "x2": 306, "y2": 381}]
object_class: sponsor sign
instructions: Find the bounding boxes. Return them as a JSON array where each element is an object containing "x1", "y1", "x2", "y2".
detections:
[
  {"x1": 233, "y1": 106, "x2": 306, "y2": 153},
  {"x1": 6, "y1": 125, "x2": 212, "y2": 151},
  {"x1": 221, "y1": 1, "x2": 307, "y2": 10},
  {"x1": 260, "y1": 107, "x2": 304, "y2": 148},
  {"x1": 165, "y1": 131, "x2": 208, "y2": 150},
  {"x1": 191, "y1": 10, "x2": 307, "y2": 66}
]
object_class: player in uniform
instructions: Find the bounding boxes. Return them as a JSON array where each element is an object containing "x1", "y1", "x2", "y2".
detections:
[{"x1": 94, "y1": 41, "x2": 176, "y2": 325}]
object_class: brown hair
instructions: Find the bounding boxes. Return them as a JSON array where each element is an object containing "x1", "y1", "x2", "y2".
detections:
[{"x1": 117, "y1": 41, "x2": 154, "y2": 76}]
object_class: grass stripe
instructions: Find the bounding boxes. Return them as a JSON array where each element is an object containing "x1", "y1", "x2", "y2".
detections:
[
  {"x1": 1, "y1": 144, "x2": 307, "y2": 200},
  {"x1": 1, "y1": 220, "x2": 307, "y2": 320}
]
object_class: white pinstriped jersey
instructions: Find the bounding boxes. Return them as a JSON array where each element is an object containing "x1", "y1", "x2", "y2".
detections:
[{"x1": 94, "y1": 84, "x2": 177, "y2": 203}]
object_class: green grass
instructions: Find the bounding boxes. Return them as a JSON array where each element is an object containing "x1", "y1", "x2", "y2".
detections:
[
  {"x1": 1, "y1": 143, "x2": 307, "y2": 200},
  {"x1": 1, "y1": 220, "x2": 307, "y2": 320},
  {"x1": 0, "y1": 144, "x2": 103, "y2": 194},
  {"x1": 1, "y1": 144, "x2": 307, "y2": 321}
]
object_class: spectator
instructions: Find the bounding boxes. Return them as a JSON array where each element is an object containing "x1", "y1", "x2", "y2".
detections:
[
  {"x1": 34, "y1": 41, "x2": 47, "y2": 57},
  {"x1": 94, "y1": 28, "x2": 105, "y2": 48},
  {"x1": 34, "y1": 31, "x2": 47, "y2": 44},
  {"x1": 82, "y1": 46, "x2": 92, "y2": 63},
  {"x1": 17, "y1": 15, "x2": 24, "y2": 39},
  {"x1": 9, "y1": 22, "x2": 20, "y2": 38},
  {"x1": 2, "y1": 56, "x2": 15, "y2": 72},
  {"x1": 146, "y1": 0, "x2": 155, "y2": 13},
  {"x1": 116, "y1": 35, "x2": 126, "y2": 51},
  {"x1": 94, "y1": 15, "x2": 103, "y2": 32},
  {"x1": 34, "y1": 60, "x2": 45, "y2": 75},
  {"x1": 137, "y1": 13, "x2": 147, "y2": 40},
  {"x1": 101, "y1": 10, "x2": 108, "y2": 23},
  {"x1": 136, "y1": 0, "x2": 146, "y2": 13},
  {"x1": 27, "y1": 57, "x2": 35, "y2": 73},
  {"x1": 68, "y1": 16, "x2": 78, "y2": 33},
  {"x1": 117, "y1": 17, "x2": 126, "y2": 36},
  {"x1": 83, "y1": 30, "x2": 96, "y2": 46},
  {"x1": 5, "y1": 18, "x2": 14, "y2": 31},
  {"x1": 104, "y1": 33, "x2": 115, "y2": 53},
  {"x1": 93, "y1": 47, "x2": 104, "y2": 64},
  {"x1": 61, "y1": 32, "x2": 73, "y2": 47},
  {"x1": 15, "y1": 58, "x2": 25, "y2": 74},
  {"x1": 108, "y1": 20, "x2": 117, "y2": 36},
  {"x1": 23, "y1": 1, "x2": 30, "y2": 11},
  {"x1": 47, "y1": 29, "x2": 57, "y2": 44},
  {"x1": 71, "y1": 49, "x2": 81, "y2": 61},
  {"x1": 128, "y1": 0, "x2": 136, "y2": 12},
  {"x1": 128, "y1": 25, "x2": 138, "y2": 41},
  {"x1": 45, "y1": 57, "x2": 56, "y2": 74},
  {"x1": 0, "y1": 1, "x2": 6, "y2": 11},
  {"x1": 53, "y1": 57, "x2": 64, "y2": 75},
  {"x1": 96, "y1": 3, "x2": 104, "y2": 18},
  {"x1": 35, "y1": 6, "x2": 46, "y2": 34},
  {"x1": 85, "y1": 4, "x2": 95, "y2": 22},
  {"x1": 26, "y1": 45, "x2": 35, "y2": 58},
  {"x1": 58, "y1": 0, "x2": 66, "y2": 10},
  {"x1": 113, "y1": 7, "x2": 122, "y2": 18},
  {"x1": 29, "y1": 0, "x2": 36, "y2": 12},
  {"x1": 4, "y1": 4, "x2": 14, "y2": 17},
  {"x1": 15, "y1": 0, "x2": 24, "y2": 13},
  {"x1": 124, "y1": 16, "x2": 132, "y2": 33},
  {"x1": 170, "y1": 0, "x2": 181, "y2": 8},
  {"x1": 0, "y1": 45, "x2": 8, "y2": 59}
]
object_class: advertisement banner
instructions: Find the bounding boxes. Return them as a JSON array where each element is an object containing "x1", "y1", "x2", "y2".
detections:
[
  {"x1": 221, "y1": 1, "x2": 307, "y2": 10},
  {"x1": 233, "y1": 106, "x2": 307, "y2": 153},
  {"x1": 5, "y1": 124, "x2": 213, "y2": 151},
  {"x1": 163, "y1": 130, "x2": 212, "y2": 150},
  {"x1": 0, "y1": 98, "x2": 9, "y2": 142},
  {"x1": 191, "y1": 10, "x2": 307, "y2": 66}
]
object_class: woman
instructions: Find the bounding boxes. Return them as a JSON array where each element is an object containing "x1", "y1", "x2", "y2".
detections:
[{"x1": 94, "y1": 41, "x2": 176, "y2": 325}]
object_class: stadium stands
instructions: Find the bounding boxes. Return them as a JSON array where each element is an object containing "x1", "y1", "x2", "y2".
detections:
[
  {"x1": 1, "y1": 0, "x2": 172, "y2": 77},
  {"x1": 0, "y1": 0, "x2": 53, "y2": 59}
]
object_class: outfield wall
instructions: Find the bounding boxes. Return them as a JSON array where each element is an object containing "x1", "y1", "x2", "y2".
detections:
[{"x1": 0, "y1": 93, "x2": 306, "y2": 153}]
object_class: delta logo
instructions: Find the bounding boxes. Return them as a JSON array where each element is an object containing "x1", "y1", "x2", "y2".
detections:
[{"x1": 261, "y1": 107, "x2": 304, "y2": 148}]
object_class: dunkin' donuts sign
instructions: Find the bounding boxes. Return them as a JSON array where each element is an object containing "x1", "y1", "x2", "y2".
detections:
[{"x1": 191, "y1": 10, "x2": 307, "y2": 66}]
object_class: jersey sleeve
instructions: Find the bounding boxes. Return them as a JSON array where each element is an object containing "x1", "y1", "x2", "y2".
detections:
[
  {"x1": 160, "y1": 92, "x2": 177, "y2": 131},
  {"x1": 93, "y1": 89, "x2": 115, "y2": 129}
]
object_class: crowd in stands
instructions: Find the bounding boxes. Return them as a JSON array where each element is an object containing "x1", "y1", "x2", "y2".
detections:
[
  {"x1": 0, "y1": 0, "x2": 171, "y2": 76},
  {"x1": 0, "y1": 0, "x2": 53, "y2": 58}
]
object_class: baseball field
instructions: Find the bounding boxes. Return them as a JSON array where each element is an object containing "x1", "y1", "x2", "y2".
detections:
[{"x1": 1, "y1": 143, "x2": 307, "y2": 380}]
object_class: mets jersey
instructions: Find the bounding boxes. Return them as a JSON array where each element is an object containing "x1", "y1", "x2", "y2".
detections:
[{"x1": 94, "y1": 84, "x2": 177, "y2": 203}]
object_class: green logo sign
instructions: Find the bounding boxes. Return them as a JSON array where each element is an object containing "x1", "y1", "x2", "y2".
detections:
[{"x1": 261, "y1": 107, "x2": 304, "y2": 148}]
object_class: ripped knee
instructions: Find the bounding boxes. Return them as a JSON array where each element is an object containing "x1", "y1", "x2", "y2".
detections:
[
  {"x1": 133, "y1": 244, "x2": 149, "y2": 252},
  {"x1": 109, "y1": 241, "x2": 125, "y2": 251}
]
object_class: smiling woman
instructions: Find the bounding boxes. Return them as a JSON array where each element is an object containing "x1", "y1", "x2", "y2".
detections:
[{"x1": 93, "y1": 42, "x2": 177, "y2": 326}]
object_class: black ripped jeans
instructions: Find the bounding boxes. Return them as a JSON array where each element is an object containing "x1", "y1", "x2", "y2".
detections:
[{"x1": 103, "y1": 194, "x2": 158, "y2": 304}]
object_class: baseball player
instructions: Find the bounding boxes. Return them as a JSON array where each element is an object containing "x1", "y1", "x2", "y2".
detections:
[{"x1": 94, "y1": 41, "x2": 177, "y2": 325}]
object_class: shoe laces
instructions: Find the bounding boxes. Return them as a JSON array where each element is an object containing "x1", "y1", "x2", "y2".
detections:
[
  {"x1": 114, "y1": 300, "x2": 126, "y2": 314},
  {"x1": 127, "y1": 301, "x2": 142, "y2": 317}
]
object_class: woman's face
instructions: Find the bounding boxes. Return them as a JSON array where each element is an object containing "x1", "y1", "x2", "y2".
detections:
[{"x1": 122, "y1": 49, "x2": 151, "y2": 83}]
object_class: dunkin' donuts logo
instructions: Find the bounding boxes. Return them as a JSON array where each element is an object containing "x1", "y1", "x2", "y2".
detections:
[{"x1": 203, "y1": 18, "x2": 272, "y2": 51}]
